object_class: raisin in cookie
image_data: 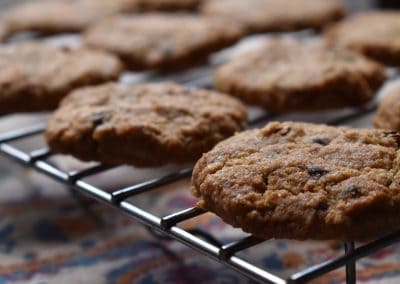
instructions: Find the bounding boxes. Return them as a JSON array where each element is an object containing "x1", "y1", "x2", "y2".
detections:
[
  {"x1": 192, "y1": 121, "x2": 400, "y2": 241},
  {"x1": 200, "y1": 0, "x2": 344, "y2": 34},
  {"x1": 0, "y1": 42, "x2": 122, "y2": 113},
  {"x1": 214, "y1": 39, "x2": 385, "y2": 113},
  {"x1": 46, "y1": 82, "x2": 247, "y2": 167},
  {"x1": 325, "y1": 11, "x2": 400, "y2": 66},
  {"x1": 83, "y1": 14, "x2": 244, "y2": 70},
  {"x1": 374, "y1": 85, "x2": 400, "y2": 130},
  {"x1": 0, "y1": 0, "x2": 139, "y2": 41},
  {"x1": 134, "y1": 0, "x2": 200, "y2": 11}
]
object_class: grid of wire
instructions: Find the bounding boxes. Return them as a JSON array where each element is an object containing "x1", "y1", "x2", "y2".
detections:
[{"x1": 1, "y1": 93, "x2": 399, "y2": 284}]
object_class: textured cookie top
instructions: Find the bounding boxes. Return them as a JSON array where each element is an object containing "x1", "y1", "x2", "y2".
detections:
[
  {"x1": 200, "y1": 0, "x2": 344, "y2": 34},
  {"x1": 84, "y1": 14, "x2": 244, "y2": 70},
  {"x1": 374, "y1": 85, "x2": 400, "y2": 131},
  {"x1": 0, "y1": 42, "x2": 122, "y2": 113},
  {"x1": 214, "y1": 39, "x2": 385, "y2": 112},
  {"x1": 46, "y1": 82, "x2": 247, "y2": 167},
  {"x1": 192, "y1": 122, "x2": 400, "y2": 241},
  {"x1": 325, "y1": 11, "x2": 400, "y2": 66},
  {"x1": 1, "y1": 0, "x2": 138, "y2": 40}
]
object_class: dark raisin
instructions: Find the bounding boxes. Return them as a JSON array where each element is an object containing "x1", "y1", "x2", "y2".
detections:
[
  {"x1": 316, "y1": 202, "x2": 329, "y2": 211},
  {"x1": 312, "y1": 137, "x2": 330, "y2": 146},
  {"x1": 307, "y1": 167, "x2": 329, "y2": 178},
  {"x1": 263, "y1": 175, "x2": 269, "y2": 186},
  {"x1": 384, "y1": 131, "x2": 400, "y2": 146},
  {"x1": 280, "y1": 127, "x2": 291, "y2": 136},
  {"x1": 341, "y1": 185, "x2": 361, "y2": 198},
  {"x1": 90, "y1": 111, "x2": 111, "y2": 126}
]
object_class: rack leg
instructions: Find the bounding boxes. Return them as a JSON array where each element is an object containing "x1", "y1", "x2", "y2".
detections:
[{"x1": 344, "y1": 242, "x2": 356, "y2": 284}]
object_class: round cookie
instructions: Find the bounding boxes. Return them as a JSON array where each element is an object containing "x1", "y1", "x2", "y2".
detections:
[
  {"x1": 0, "y1": 42, "x2": 122, "y2": 113},
  {"x1": 45, "y1": 82, "x2": 248, "y2": 167},
  {"x1": 214, "y1": 39, "x2": 385, "y2": 113},
  {"x1": 0, "y1": 0, "x2": 138, "y2": 41},
  {"x1": 83, "y1": 14, "x2": 244, "y2": 71},
  {"x1": 200, "y1": 0, "x2": 345, "y2": 34},
  {"x1": 325, "y1": 11, "x2": 400, "y2": 66},
  {"x1": 192, "y1": 121, "x2": 400, "y2": 241},
  {"x1": 374, "y1": 85, "x2": 400, "y2": 130}
]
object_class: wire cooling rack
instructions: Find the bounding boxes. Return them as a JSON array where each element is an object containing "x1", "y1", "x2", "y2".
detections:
[
  {"x1": 0, "y1": 0, "x2": 398, "y2": 276},
  {"x1": 0, "y1": 73, "x2": 399, "y2": 284}
]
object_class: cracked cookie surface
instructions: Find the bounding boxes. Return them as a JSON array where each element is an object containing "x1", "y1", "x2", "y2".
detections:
[
  {"x1": 374, "y1": 85, "x2": 400, "y2": 131},
  {"x1": 214, "y1": 39, "x2": 385, "y2": 113},
  {"x1": 0, "y1": 42, "x2": 122, "y2": 113},
  {"x1": 325, "y1": 11, "x2": 400, "y2": 66},
  {"x1": 200, "y1": 0, "x2": 344, "y2": 34},
  {"x1": 192, "y1": 122, "x2": 400, "y2": 241},
  {"x1": 46, "y1": 82, "x2": 247, "y2": 167},
  {"x1": 84, "y1": 14, "x2": 244, "y2": 70}
]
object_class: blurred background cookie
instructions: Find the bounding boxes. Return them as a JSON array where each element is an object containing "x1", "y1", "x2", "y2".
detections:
[
  {"x1": 325, "y1": 11, "x2": 400, "y2": 66},
  {"x1": 374, "y1": 83, "x2": 400, "y2": 130},
  {"x1": 200, "y1": 0, "x2": 345, "y2": 34},
  {"x1": 0, "y1": 0, "x2": 139, "y2": 41},
  {"x1": 214, "y1": 38, "x2": 385, "y2": 113},
  {"x1": 0, "y1": 0, "x2": 203, "y2": 42},
  {"x1": 0, "y1": 42, "x2": 122, "y2": 113},
  {"x1": 83, "y1": 14, "x2": 244, "y2": 71}
]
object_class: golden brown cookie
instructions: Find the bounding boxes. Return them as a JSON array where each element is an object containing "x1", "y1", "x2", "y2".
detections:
[
  {"x1": 374, "y1": 85, "x2": 400, "y2": 130},
  {"x1": 325, "y1": 11, "x2": 400, "y2": 66},
  {"x1": 192, "y1": 121, "x2": 400, "y2": 241},
  {"x1": 214, "y1": 39, "x2": 385, "y2": 113},
  {"x1": 0, "y1": 0, "x2": 138, "y2": 41},
  {"x1": 83, "y1": 14, "x2": 244, "y2": 71},
  {"x1": 0, "y1": 42, "x2": 123, "y2": 113},
  {"x1": 46, "y1": 82, "x2": 248, "y2": 167},
  {"x1": 200, "y1": 0, "x2": 345, "y2": 34}
]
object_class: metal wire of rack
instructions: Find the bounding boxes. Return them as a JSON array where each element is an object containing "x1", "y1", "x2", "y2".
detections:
[{"x1": 1, "y1": 82, "x2": 399, "y2": 284}]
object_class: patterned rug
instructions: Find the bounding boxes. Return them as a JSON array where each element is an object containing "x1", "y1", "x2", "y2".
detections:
[{"x1": 1, "y1": 155, "x2": 400, "y2": 284}]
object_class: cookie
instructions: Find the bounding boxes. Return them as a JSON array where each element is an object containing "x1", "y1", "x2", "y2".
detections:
[
  {"x1": 0, "y1": 0, "x2": 138, "y2": 41},
  {"x1": 325, "y1": 11, "x2": 400, "y2": 66},
  {"x1": 200, "y1": 0, "x2": 345, "y2": 34},
  {"x1": 0, "y1": 42, "x2": 123, "y2": 113},
  {"x1": 45, "y1": 82, "x2": 247, "y2": 167},
  {"x1": 192, "y1": 121, "x2": 400, "y2": 241},
  {"x1": 214, "y1": 39, "x2": 385, "y2": 113},
  {"x1": 134, "y1": 0, "x2": 200, "y2": 11},
  {"x1": 83, "y1": 14, "x2": 244, "y2": 70},
  {"x1": 374, "y1": 85, "x2": 400, "y2": 130}
]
